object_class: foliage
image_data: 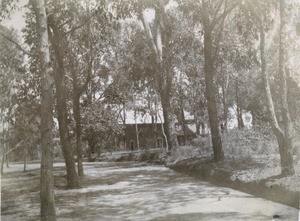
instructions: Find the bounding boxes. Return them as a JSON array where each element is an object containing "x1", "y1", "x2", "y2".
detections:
[
  {"x1": 0, "y1": 26, "x2": 40, "y2": 160},
  {"x1": 222, "y1": 124, "x2": 277, "y2": 160},
  {"x1": 82, "y1": 101, "x2": 124, "y2": 153},
  {"x1": 1, "y1": 0, "x2": 300, "y2": 169}
]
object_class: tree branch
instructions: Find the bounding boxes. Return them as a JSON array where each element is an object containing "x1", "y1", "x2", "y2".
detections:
[
  {"x1": 3, "y1": 137, "x2": 29, "y2": 157},
  {"x1": 239, "y1": 1, "x2": 262, "y2": 24},
  {"x1": 212, "y1": 9, "x2": 227, "y2": 60},
  {"x1": 65, "y1": 4, "x2": 99, "y2": 35},
  {"x1": 212, "y1": 0, "x2": 224, "y2": 21},
  {"x1": 0, "y1": 32, "x2": 35, "y2": 57},
  {"x1": 211, "y1": 2, "x2": 237, "y2": 29},
  {"x1": 139, "y1": 8, "x2": 158, "y2": 58}
]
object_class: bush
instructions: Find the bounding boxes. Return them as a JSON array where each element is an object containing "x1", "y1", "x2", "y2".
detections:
[
  {"x1": 222, "y1": 124, "x2": 277, "y2": 160},
  {"x1": 168, "y1": 145, "x2": 205, "y2": 163}
]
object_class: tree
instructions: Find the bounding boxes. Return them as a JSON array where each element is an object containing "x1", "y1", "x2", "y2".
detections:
[
  {"x1": 138, "y1": 0, "x2": 179, "y2": 150},
  {"x1": 47, "y1": 13, "x2": 80, "y2": 188},
  {"x1": 241, "y1": 0, "x2": 295, "y2": 175},
  {"x1": 276, "y1": 0, "x2": 294, "y2": 175},
  {"x1": 66, "y1": 1, "x2": 114, "y2": 175},
  {"x1": 30, "y1": 0, "x2": 57, "y2": 219},
  {"x1": 179, "y1": 0, "x2": 238, "y2": 161},
  {"x1": 0, "y1": 26, "x2": 25, "y2": 170},
  {"x1": 82, "y1": 101, "x2": 124, "y2": 157},
  {"x1": 110, "y1": 0, "x2": 179, "y2": 150},
  {"x1": 67, "y1": 4, "x2": 93, "y2": 177}
]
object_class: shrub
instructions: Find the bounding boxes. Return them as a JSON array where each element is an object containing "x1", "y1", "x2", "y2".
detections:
[{"x1": 222, "y1": 123, "x2": 277, "y2": 160}]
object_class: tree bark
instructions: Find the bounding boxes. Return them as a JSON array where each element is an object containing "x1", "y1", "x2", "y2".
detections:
[
  {"x1": 68, "y1": 54, "x2": 87, "y2": 178},
  {"x1": 259, "y1": 5, "x2": 294, "y2": 175},
  {"x1": 203, "y1": 17, "x2": 224, "y2": 162},
  {"x1": 221, "y1": 74, "x2": 229, "y2": 132},
  {"x1": 134, "y1": 108, "x2": 140, "y2": 150},
  {"x1": 23, "y1": 146, "x2": 27, "y2": 172},
  {"x1": 31, "y1": 0, "x2": 56, "y2": 219},
  {"x1": 48, "y1": 17, "x2": 80, "y2": 188},
  {"x1": 180, "y1": 99, "x2": 187, "y2": 146},
  {"x1": 235, "y1": 81, "x2": 244, "y2": 129},
  {"x1": 70, "y1": 2, "x2": 93, "y2": 176},
  {"x1": 73, "y1": 95, "x2": 84, "y2": 177},
  {"x1": 55, "y1": 74, "x2": 79, "y2": 188},
  {"x1": 277, "y1": 0, "x2": 294, "y2": 175},
  {"x1": 140, "y1": 5, "x2": 178, "y2": 150},
  {"x1": 160, "y1": 74, "x2": 179, "y2": 150}
]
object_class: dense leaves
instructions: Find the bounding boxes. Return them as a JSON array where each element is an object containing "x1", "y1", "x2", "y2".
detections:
[{"x1": 1, "y1": 0, "x2": 300, "y2": 183}]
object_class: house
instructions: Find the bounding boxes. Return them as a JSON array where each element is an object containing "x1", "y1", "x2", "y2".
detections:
[
  {"x1": 117, "y1": 110, "x2": 199, "y2": 150},
  {"x1": 118, "y1": 123, "x2": 166, "y2": 150},
  {"x1": 175, "y1": 122, "x2": 198, "y2": 146}
]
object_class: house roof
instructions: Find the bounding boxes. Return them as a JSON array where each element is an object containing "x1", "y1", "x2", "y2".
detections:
[
  {"x1": 118, "y1": 110, "x2": 164, "y2": 124},
  {"x1": 118, "y1": 109, "x2": 195, "y2": 125}
]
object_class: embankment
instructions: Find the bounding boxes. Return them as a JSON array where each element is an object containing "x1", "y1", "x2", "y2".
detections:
[{"x1": 167, "y1": 156, "x2": 299, "y2": 209}]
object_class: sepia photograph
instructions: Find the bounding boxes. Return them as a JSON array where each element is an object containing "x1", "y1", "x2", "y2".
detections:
[{"x1": 0, "y1": 0, "x2": 300, "y2": 220}]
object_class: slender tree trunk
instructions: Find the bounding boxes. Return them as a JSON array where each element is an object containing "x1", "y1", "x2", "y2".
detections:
[
  {"x1": 158, "y1": 111, "x2": 168, "y2": 150},
  {"x1": 180, "y1": 101, "x2": 187, "y2": 146},
  {"x1": 196, "y1": 120, "x2": 200, "y2": 135},
  {"x1": 70, "y1": 2, "x2": 92, "y2": 176},
  {"x1": 48, "y1": 18, "x2": 79, "y2": 188},
  {"x1": 123, "y1": 104, "x2": 127, "y2": 149},
  {"x1": 221, "y1": 76, "x2": 229, "y2": 132},
  {"x1": 278, "y1": 0, "x2": 294, "y2": 175},
  {"x1": 73, "y1": 95, "x2": 84, "y2": 177},
  {"x1": 5, "y1": 154, "x2": 9, "y2": 167},
  {"x1": 235, "y1": 81, "x2": 244, "y2": 129},
  {"x1": 23, "y1": 146, "x2": 27, "y2": 172},
  {"x1": 5, "y1": 128, "x2": 9, "y2": 167},
  {"x1": 87, "y1": 138, "x2": 96, "y2": 161},
  {"x1": 221, "y1": 85, "x2": 227, "y2": 132},
  {"x1": 1, "y1": 119, "x2": 4, "y2": 175},
  {"x1": 55, "y1": 85, "x2": 80, "y2": 188},
  {"x1": 203, "y1": 22, "x2": 224, "y2": 162},
  {"x1": 134, "y1": 108, "x2": 140, "y2": 150},
  {"x1": 68, "y1": 52, "x2": 87, "y2": 178},
  {"x1": 160, "y1": 77, "x2": 179, "y2": 150},
  {"x1": 259, "y1": 7, "x2": 294, "y2": 175},
  {"x1": 1, "y1": 129, "x2": 6, "y2": 174},
  {"x1": 31, "y1": 0, "x2": 56, "y2": 219},
  {"x1": 140, "y1": 6, "x2": 178, "y2": 150},
  {"x1": 1, "y1": 153, "x2": 5, "y2": 175},
  {"x1": 68, "y1": 57, "x2": 88, "y2": 178}
]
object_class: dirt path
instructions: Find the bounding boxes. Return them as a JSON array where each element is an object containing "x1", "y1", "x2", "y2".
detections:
[{"x1": 1, "y1": 162, "x2": 299, "y2": 220}]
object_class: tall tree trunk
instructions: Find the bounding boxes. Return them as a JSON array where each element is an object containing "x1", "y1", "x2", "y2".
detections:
[
  {"x1": 134, "y1": 108, "x2": 140, "y2": 150},
  {"x1": 180, "y1": 100, "x2": 187, "y2": 146},
  {"x1": 68, "y1": 52, "x2": 89, "y2": 177},
  {"x1": 88, "y1": 140, "x2": 96, "y2": 161},
  {"x1": 48, "y1": 17, "x2": 79, "y2": 188},
  {"x1": 195, "y1": 119, "x2": 200, "y2": 135},
  {"x1": 235, "y1": 81, "x2": 244, "y2": 129},
  {"x1": 68, "y1": 50, "x2": 90, "y2": 178},
  {"x1": 5, "y1": 125, "x2": 10, "y2": 167},
  {"x1": 68, "y1": 54, "x2": 88, "y2": 178},
  {"x1": 73, "y1": 95, "x2": 84, "y2": 177},
  {"x1": 55, "y1": 81, "x2": 79, "y2": 188},
  {"x1": 160, "y1": 75, "x2": 179, "y2": 150},
  {"x1": 123, "y1": 103, "x2": 127, "y2": 149},
  {"x1": 259, "y1": 6, "x2": 294, "y2": 175},
  {"x1": 140, "y1": 6, "x2": 178, "y2": 150},
  {"x1": 203, "y1": 22, "x2": 224, "y2": 162},
  {"x1": 70, "y1": 1, "x2": 93, "y2": 176},
  {"x1": 221, "y1": 74, "x2": 229, "y2": 132},
  {"x1": 278, "y1": 0, "x2": 294, "y2": 175},
  {"x1": 31, "y1": 0, "x2": 56, "y2": 219},
  {"x1": 23, "y1": 146, "x2": 27, "y2": 172}
]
